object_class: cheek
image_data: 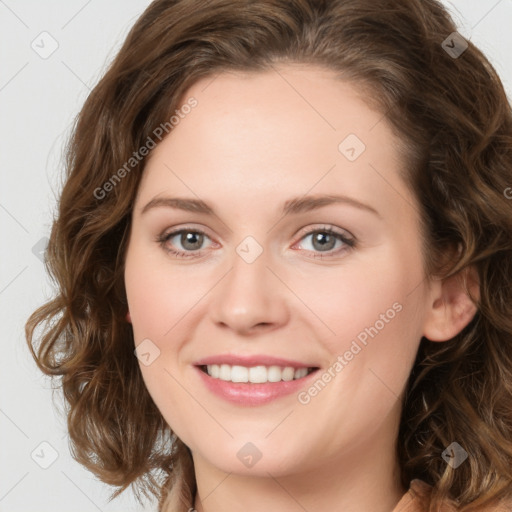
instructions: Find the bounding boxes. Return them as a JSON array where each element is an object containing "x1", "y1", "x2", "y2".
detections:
[
  {"x1": 124, "y1": 245, "x2": 203, "y2": 340},
  {"x1": 292, "y1": 297, "x2": 422, "y2": 458},
  {"x1": 304, "y1": 244, "x2": 425, "y2": 406},
  {"x1": 124, "y1": 253, "x2": 195, "y2": 435},
  {"x1": 296, "y1": 246, "x2": 421, "y2": 348},
  {"x1": 124, "y1": 245, "x2": 213, "y2": 430}
]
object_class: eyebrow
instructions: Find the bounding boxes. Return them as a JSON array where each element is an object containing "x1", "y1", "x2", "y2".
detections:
[{"x1": 140, "y1": 194, "x2": 381, "y2": 218}]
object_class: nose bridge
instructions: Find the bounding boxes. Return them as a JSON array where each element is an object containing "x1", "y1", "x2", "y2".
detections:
[{"x1": 209, "y1": 238, "x2": 288, "y2": 333}]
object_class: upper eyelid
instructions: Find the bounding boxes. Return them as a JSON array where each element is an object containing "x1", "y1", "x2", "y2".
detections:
[
  {"x1": 295, "y1": 224, "x2": 353, "y2": 240},
  {"x1": 161, "y1": 224, "x2": 353, "y2": 238}
]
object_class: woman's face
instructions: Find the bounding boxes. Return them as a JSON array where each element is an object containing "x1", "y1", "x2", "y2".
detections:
[{"x1": 124, "y1": 65, "x2": 433, "y2": 478}]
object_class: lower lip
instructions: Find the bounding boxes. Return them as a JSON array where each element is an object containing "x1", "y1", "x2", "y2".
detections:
[{"x1": 194, "y1": 366, "x2": 319, "y2": 406}]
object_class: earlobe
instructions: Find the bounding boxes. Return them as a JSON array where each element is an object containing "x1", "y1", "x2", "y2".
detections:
[
  {"x1": 126, "y1": 311, "x2": 132, "y2": 323},
  {"x1": 422, "y1": 265, "x2": 480, "y2": 342}
]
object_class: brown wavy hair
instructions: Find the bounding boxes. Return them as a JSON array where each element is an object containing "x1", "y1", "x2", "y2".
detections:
[{"x1": 25, "y1": 0, "x2": 512, "y2": 510}]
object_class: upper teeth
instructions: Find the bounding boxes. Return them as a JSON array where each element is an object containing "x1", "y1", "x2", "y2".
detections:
[{"x1": 206, "y1": 364, "x2": 311, "y2": 383}]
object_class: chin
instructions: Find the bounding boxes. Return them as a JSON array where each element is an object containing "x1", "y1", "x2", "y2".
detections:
[{"x1": 189, "y1": 437, "x2": 306, "y2": 477}]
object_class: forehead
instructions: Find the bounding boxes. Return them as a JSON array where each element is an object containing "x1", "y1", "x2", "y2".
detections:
[{"x1": 135, "y1": 65, "x2": 414, "y2": 223}]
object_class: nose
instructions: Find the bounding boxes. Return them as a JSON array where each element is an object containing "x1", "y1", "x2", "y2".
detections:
[{"x1": 208, "y1": 247, "x2": 290, "y2": 336}]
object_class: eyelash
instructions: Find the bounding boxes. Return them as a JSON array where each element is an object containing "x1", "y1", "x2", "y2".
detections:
[{"x1": 156, "y1": 225, "x2": 356, "y2": 260}]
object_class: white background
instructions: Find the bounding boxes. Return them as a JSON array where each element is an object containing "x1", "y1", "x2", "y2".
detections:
[{"x1": 1, "y1": 1, "x2": 511, "y2": 511}]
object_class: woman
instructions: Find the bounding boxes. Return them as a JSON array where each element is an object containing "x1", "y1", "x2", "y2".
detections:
[{"x1": 25, "y1": 0, "x2": 512, "y2": 511}]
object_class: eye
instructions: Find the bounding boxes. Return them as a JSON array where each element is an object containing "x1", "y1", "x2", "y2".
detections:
[
  {"x1": 293, "y1": 226, "x2": 355, "y2": 258},
  {"x1": 157, "y1": 225, "x2": 355, "y2": 260},
  {"x1": 157, "y1": 227, "x2": 214, "y2": 259}
]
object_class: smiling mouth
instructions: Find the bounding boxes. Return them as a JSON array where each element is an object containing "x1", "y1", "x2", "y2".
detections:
[{"x1": 198, "y1": 364, "x2": 319, "y2": 383}]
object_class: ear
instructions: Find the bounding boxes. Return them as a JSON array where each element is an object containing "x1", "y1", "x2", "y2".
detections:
[
  {"x1": 422, "y1": 265, "x2": 480, "y2": 342},
  {"x1": 126, "y1": 310, "x2": 132, "y2": 323}
]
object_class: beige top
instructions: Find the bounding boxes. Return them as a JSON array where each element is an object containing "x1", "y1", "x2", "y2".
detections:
[{"x1": 394, "y1": 479, "x2": 512, "y2": 512}]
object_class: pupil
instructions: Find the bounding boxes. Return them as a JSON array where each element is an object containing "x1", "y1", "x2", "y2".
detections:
[
  {"x1": 313, "y1": 232, "x2": 335, "y2": 251},
  {"x1": 182, "y1": 232, "x2": 203, "y2": 250}
]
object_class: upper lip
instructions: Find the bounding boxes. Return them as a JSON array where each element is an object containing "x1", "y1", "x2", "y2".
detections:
[{"x1": 194, "y1": 354, "x2": 319, "y2": 369}]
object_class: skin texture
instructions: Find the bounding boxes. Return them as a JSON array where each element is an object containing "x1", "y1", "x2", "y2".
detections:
[{"x1": 124, "y1": 64, "x2": 478, "y2": 512}]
